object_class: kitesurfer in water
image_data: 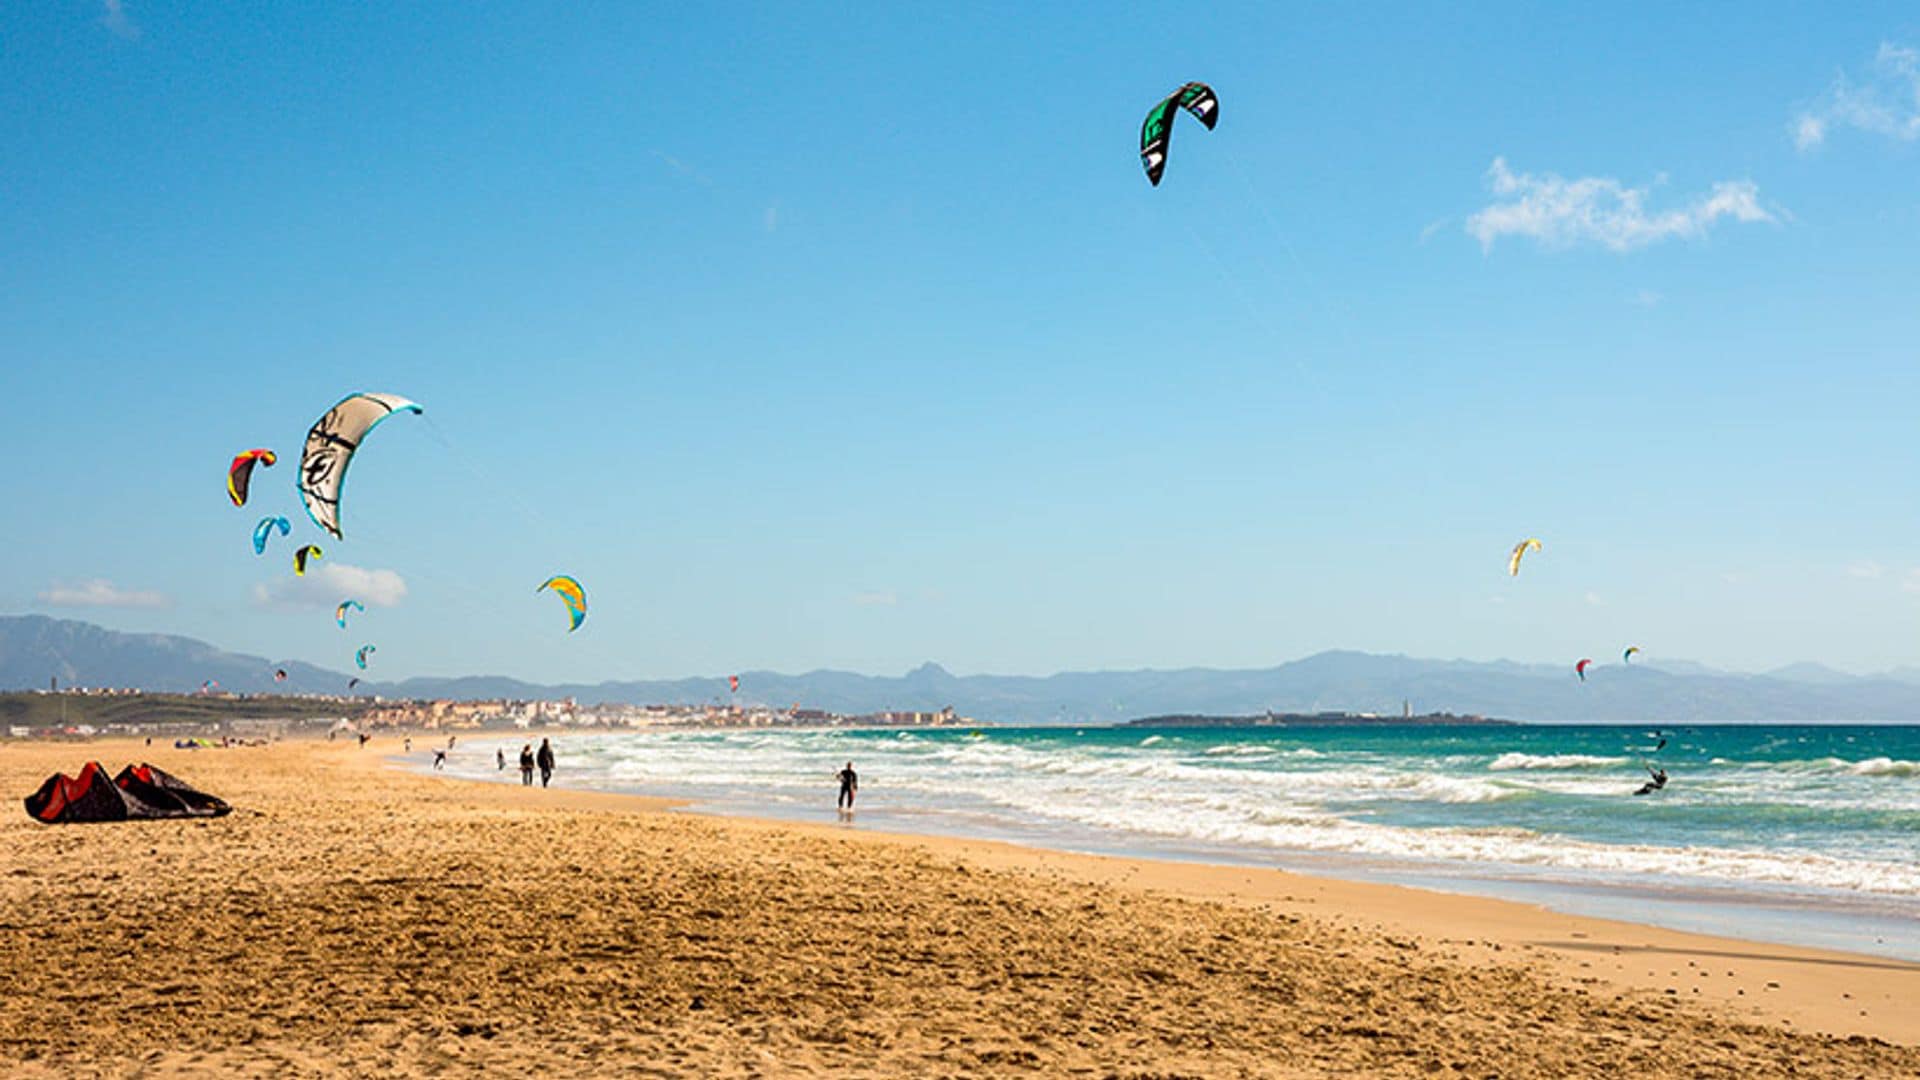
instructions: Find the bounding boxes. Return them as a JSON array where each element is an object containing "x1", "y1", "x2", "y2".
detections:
[
  {"x1": 432, "y1": 748, "x2": 446, "y2": 771},
  {"x1": 837, "y1": 762, "x2": 858, "y2": 811},
  {"x1": 1633, "y1": 765, "x2": 1668, "y2": 796},
  {"x1": 496, "y1": 747, "x2": 506, "y2": 771},
  {"x1": 536, "y1": 738, "x2": 555, "y2": 788}
]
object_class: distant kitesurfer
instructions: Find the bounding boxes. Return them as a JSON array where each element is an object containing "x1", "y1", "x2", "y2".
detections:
[
  {"x1": 496, "y1": 747, "x2": 506, "y2": 771},
  {"x1": 837, "y1": 762, "x2": 858, "y2": 811},
  {"x1": 432, "y1": 749, "x2": 446, "y2": 771},
  {"x1": 1632, "y1": 766, "x2": 1668, "y2": 797}
]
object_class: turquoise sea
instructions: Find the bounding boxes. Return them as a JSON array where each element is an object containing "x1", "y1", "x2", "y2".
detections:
[{"x1": 446, "y1": 724, "x2": 1920, "y2": 958}]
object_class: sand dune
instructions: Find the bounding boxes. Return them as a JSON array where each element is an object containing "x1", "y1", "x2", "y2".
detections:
[{"x1": 1, "y1": 738, "x2": 1914, "y2": 1077}]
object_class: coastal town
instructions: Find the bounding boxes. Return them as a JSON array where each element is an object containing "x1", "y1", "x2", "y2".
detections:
[
  {"x1": 354, "y1": 698, "x2": 970, "y2": 733},
  {"x1": 1, "y1": 687, "x2": 975, "y2": 740}
]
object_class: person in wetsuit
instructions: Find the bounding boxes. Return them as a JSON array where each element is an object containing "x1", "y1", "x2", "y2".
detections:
[
  {"x1": 836, "y1": 762, "x2": 858, "y2": 810},
  {"x1": 1632, "y1": 765, "x2": 1668, "y2": 796}
]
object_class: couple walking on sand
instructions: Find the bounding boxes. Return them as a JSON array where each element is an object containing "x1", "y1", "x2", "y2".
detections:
[{"x1": 517, "y1": 738, "x2": 556, "y2": 788}]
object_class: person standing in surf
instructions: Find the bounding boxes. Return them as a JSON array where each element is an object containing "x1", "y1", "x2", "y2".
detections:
[{"x1": 836, "y1": 762, "x2": 858, "y2": 811}]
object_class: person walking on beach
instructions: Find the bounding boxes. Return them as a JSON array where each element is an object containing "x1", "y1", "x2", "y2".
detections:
[
  {"x1": 536, "y1": 738, "x2": 555, "y2": 789},
  {"x1": 496, "y1": 747, "x2": 506, "y2": 771},
  {"x1": 519, "y1": 744, "x2": 535, "y2": 786},
  {"x1": 836, "y1": 762, "x2": 858, "y2": 811}
]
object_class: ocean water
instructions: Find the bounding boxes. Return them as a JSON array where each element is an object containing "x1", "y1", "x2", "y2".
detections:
[{"x1": 446, "y1": 724, "x2": 1920, "y2": 958}]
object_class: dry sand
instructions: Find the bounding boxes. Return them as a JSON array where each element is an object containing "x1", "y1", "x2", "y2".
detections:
[{"x1": 1, "y1": 736, "x2": 1915, "y2": 1077}]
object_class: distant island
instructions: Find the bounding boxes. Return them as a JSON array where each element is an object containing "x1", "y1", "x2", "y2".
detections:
[{"x1": 1120, "y1": 710, "x2": 1512, "y2": 728}]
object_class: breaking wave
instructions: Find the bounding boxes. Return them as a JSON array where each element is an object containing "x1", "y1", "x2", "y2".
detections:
[{"x1": 1487, "y1": 752, "x2": 1629, "y2": 771}]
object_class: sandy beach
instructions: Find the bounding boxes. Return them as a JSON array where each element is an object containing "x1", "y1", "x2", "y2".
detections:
[{"x1": 2, "y1": 737, "x2": 1915, "y2": 1078}]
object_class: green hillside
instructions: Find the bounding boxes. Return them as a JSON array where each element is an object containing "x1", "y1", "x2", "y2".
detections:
[{"x1": 1, "y1": 693, "x2": 363, "y2": 730}]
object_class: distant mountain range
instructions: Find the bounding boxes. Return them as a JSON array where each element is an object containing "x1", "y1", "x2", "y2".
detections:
[{"x1": 4, "y1": 614, "x2": 1919, "y2": 725}]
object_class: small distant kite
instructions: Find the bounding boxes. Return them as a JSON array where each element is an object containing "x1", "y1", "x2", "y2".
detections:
[
  {"x1": 227, "y1": 449, "x2": 277, "y2": 507},
  {"x1": 1623, "y1": 646, "x2": 1641, "y2": 663},
  {"x1": 274, "y1": 669, "x2": 288, "y2": 683},
  {"x1": 336, "y1": 599, "x2": 365, "y2": 629},
  {"x1": 298, "y1": 393, "x2": 422, "y2": 540},
  {"x1": 347, "y1": 677, "x2": 361, "y2": 691},
  {"x1": 200, "y1": 680, "x2": 219, "y2": 694},
  {"x1": 252, "y1": 516, "x2": 291, "y2": 555},
  {"x1": 1140, "y1": 81, "x2": 1218, "y2": 186},
  {"x1": 1576, "y1": 658, "x2": 1592, "y2": 682},
  {"x1": 355, "y1": 645, "x2": 376, "y2": 670},
  {"x1": 1508, "y1": 538, "x2": 1542, "y2": 577},
  {"x1": 537, "y1": 575, "x2": 588, "y2": 632},
  {"x1": 729, "y1": 674, "x2": 740, "y2": 694},
  {"x1": 293, "y1": 544, "x2": 323, "y2": 576}
]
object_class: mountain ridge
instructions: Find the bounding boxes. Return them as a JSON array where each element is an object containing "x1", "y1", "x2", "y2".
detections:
[{"x1": 4, "y1": 615, "x2": 1918, "y2": 725}]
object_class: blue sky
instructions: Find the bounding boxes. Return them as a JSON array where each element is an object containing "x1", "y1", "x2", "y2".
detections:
[{"x1": 4, "y1": 3, "x2": 1919, "y2": 681}]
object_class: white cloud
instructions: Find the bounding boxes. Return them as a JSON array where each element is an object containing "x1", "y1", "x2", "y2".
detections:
[
  {"x1": 1845, "y1": 561, "x2": 1920, "y2": 595},
  {"x1": 763, "y1": 205, "x2": 779, "y2": 233},
  {"x1": 101, "y1": 0, "x2": 139, "y2": 40},
  {"x1": 1794, "y1": 43, "x2": 1920, "y2": 150},
  {"x1": 38, "y1": 578, "x2": 170, "y2": 609},
  {"x1": 1466, "y1": 157, "x2": 1775, "y2": 253},
  {"x1": 1584, "y1": 591, "x2": 1605, "y2": 607},
  {"x1": 252, "y1": 563, "x2": 408, "y2": 610},
  {"x1": 1793, "y1": 115, "x2": 1827, "y2": 151},
  {"x1": 1629, "y1": 288, "x2": 1662, "y2": 307},
  {"x1": 853, "y1": 590, "x2": 898, "y2": 607},
  {"x1": 650, "y1": 150, "x2": 711, "y2": 186}
]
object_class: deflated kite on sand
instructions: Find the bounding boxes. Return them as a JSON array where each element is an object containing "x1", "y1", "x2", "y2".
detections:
[{"x1": 24, "y1": 763, "x2": 232, "y2": 824}]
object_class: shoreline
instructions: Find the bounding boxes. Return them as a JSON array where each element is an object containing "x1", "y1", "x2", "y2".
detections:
[
  {"x1": 427, "y1": 728, "x2": 1920, "y2": 964},
  {"x1": 4, "y1": 736, "x2": 1916, "y2": 1076},
  {"x1": 390, "y1": 734, "x2": 1920, "y2": 1046}
]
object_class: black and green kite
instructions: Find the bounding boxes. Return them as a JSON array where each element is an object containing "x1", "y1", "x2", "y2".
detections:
[{"x1": 1140, "y1": 81, "x2": 1218, "y2": 186}]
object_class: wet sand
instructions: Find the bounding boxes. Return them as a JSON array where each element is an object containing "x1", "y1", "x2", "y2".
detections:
[{"x1": 1, "y1": 737, "x2": 1915, "y2": 1077}]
